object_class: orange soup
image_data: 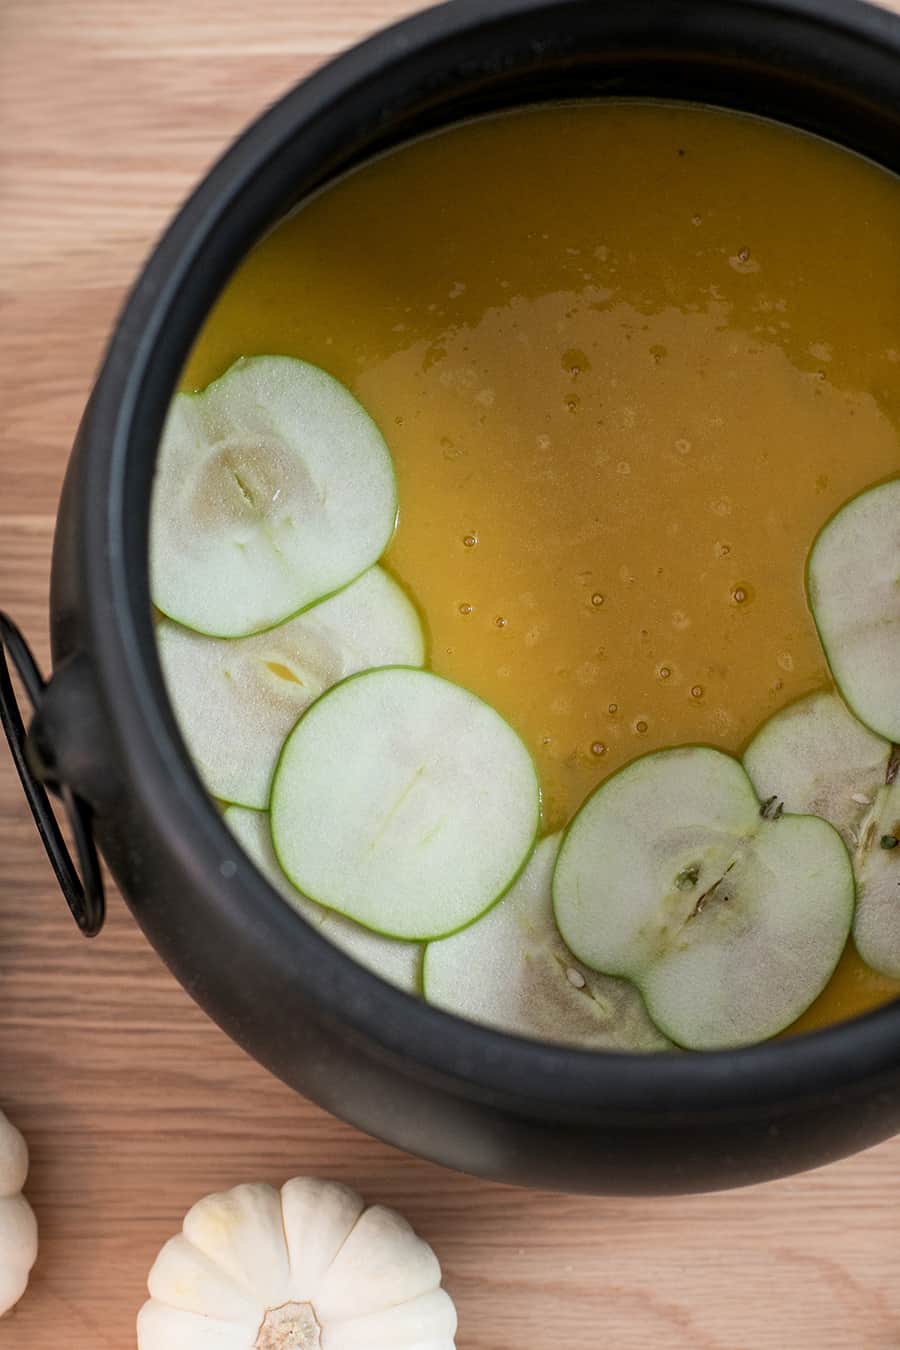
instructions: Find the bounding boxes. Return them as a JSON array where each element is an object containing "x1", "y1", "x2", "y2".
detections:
[{"x1": 183, "y1": 101, "x2": 900, "y2": 1034}]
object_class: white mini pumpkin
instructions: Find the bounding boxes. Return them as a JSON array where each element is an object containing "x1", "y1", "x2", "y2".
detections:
[
  {"x1": 0, "y1": 1109, "x2": 38, "y2": 1316},
  {"x1": 138, "y1": 1176, "x2": 457, "y2": 1349}
]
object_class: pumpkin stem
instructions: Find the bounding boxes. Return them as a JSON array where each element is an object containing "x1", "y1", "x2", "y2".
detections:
[{"x1": 255, "y1": 1302, "x2": 322, "y2": 1350}]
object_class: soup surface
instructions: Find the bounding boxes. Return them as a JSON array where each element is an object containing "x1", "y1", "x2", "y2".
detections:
[{"x1": 183, "y1": 101, "x2": 900, "y2": 1034}]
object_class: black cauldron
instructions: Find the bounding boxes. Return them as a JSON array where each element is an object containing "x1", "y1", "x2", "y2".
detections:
[{"x1": 3, "y1": 0, "x2": 900, "y2": 1194}]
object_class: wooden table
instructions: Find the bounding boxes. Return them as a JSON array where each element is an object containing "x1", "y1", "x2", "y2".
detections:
[{"x1": 2, "y1": 3, "x2": 900, "y2": 1346}]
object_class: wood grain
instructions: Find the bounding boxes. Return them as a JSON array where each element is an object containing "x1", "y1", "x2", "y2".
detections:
[{"x1": 2, "y1": 3, "x2": 900, "y2": 1347}]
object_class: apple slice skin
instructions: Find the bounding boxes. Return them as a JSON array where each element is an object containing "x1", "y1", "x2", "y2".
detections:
[
  {"x1": 223, "y1": 806, "x2": 421, "y2": 994},
  {"x1": 150, "y1": 355, "x2": 398, "y2": 638},
  {"x1": 270, "y1": 668, "x2": 541, "y2": 941},
  {"x1": 423, "y1": 835, "x2": 671, "y2": 1051},
  {"x1": 553, "y1": 747, "x2": 855, "y2": 1051},
  {"x1": 807, "y1": 479, "x2": 900, "y2": 744},
  {"x1": 744, "y1": 691, "x2": 891, "y2": 851},
  {"x1": 157, "y1": 566, "x2": 425, "y2": 810}
]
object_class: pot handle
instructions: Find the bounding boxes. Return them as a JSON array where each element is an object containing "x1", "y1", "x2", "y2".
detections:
[{"x1": 0, "y1": 612, "x2": 105, "y2": 936}]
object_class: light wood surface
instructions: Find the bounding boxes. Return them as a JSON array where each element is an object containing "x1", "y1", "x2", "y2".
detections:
[{"x1": 2, "y1": 3, "x2": 900, "y2": 1346}]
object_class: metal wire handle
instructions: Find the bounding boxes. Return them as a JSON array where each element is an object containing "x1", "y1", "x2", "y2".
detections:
[{"x1": 0, "y1": 611, "x2": 104, "y2": 936}]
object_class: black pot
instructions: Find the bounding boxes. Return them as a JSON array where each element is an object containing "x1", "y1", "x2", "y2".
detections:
[{"x1": 3, "y1": 0, "x2": 900, "y2": 1196}]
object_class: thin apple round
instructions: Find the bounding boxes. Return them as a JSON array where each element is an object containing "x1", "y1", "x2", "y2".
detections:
[
  {"x1": 854, "y1": 766, "x2": 900, "y2": 980},
  {"x1": 807, "y1": 479, "x2": 900, "y2": 744},
  {"x1": 744, "y1": 690, "x2": 892, "y2": 850},
  {"x1": 270, "y1": 667, "x2": 541, "y2": 941},
  {"x1": 150, "y1": 356, "x2": 398, "y2": 638},
  {"x1": 552, "y1": 747, "x2": 855, "y2": 1050},
  {"x1": 746, "y1": 691, "x2": 900, "y2": 981}
]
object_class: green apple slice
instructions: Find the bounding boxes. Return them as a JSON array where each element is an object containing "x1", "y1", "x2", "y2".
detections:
[
  {"x1": 224, "y1": 806, "x2": 421, "y2": 994},
  {"x1": 807, "y1": 479, "x2": 900, "y2": 742},
  {"x1": 150, "y1": 355, "x2": 398, "y2": 637},
  {"x1": 157, "y1": 566, "x2": 424, "y2": 809},
  {"x1": 423, "y1": 834, "x2": 671, "y2": 1050},
  {"x1": 744, "y1": 691, "x2": 891, "y2": 850},
  {"x1": 853, "y1": 754, "x2": 900, "y2": 978},
  {"x1": 270, "y1": 668, "x2": 541, "y2": 940},
  {"x1": 553, "y1": 747, "x2": 854, "y2": 1050},
  {"x1": 744, "y1": 693, "x2": 900, "y2": 979}
]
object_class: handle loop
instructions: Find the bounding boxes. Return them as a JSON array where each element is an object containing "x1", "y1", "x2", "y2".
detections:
[{"x1": 0, "y1": 612, "x2": 104, "y2": 936}]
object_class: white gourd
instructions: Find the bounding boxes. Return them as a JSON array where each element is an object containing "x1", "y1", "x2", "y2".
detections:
[
  {"x1": 0, "y1": 1110, "x2": 38, "y2": 1316},
  {"x1": 138, "y1": 1176, "x2": 457, "y2": 1350}
]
